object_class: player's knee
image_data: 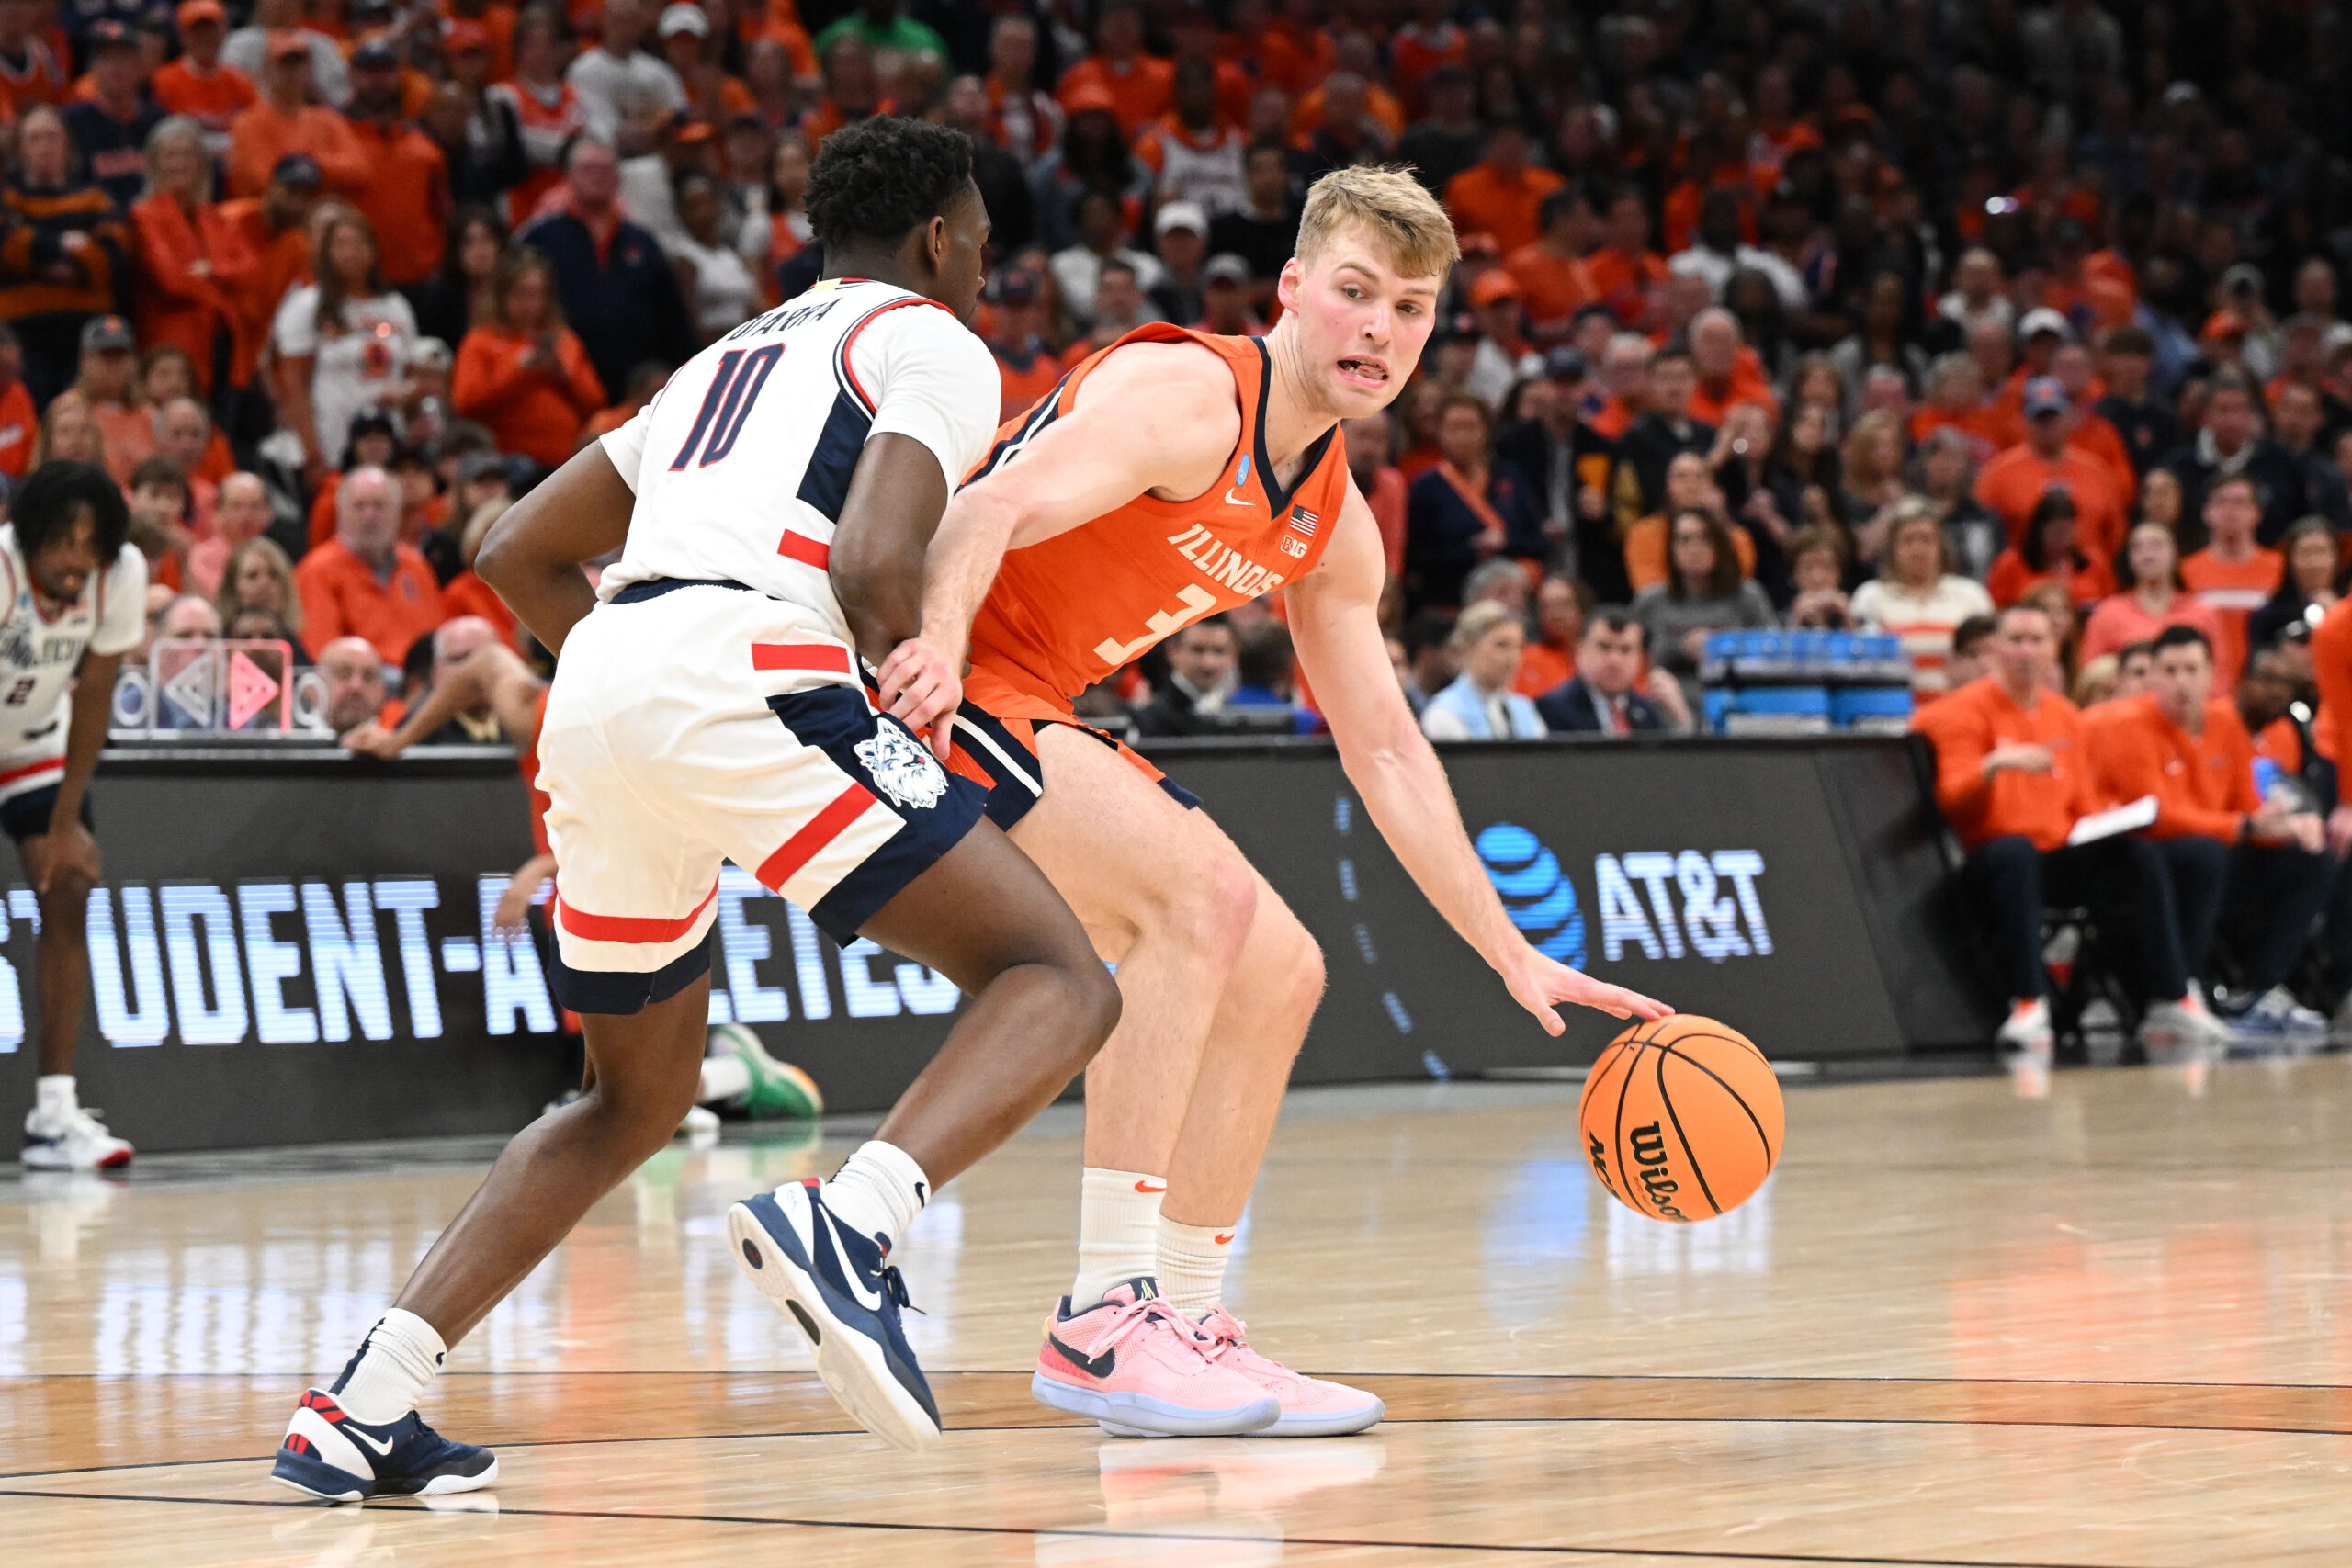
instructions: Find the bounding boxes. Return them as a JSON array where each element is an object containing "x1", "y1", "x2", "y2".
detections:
[
  {"x1": 1158, "y1": 851, "x2": 1258, "y2": 968},
  {"x1": 40, "y1": 876, "x2": 90, "y2": 935},
  {"x1": 1264, "y1": 909, "x2": 1326, "y2": 1037}
]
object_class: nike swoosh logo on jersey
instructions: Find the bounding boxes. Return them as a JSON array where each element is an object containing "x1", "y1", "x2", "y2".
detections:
[
  {"x1": 814, "y1": 1201, "x2": 886, "y2": 1314},
  {"x1": 349, "y1": 1427, "x2": 397, "y2": 1459},
  {"x1": 1223, "y1": 487, "x2": 1254, "y2": 506},
  {"x1": 1046, "y1": 1332, "x2": 1115, "y2": 1380}
]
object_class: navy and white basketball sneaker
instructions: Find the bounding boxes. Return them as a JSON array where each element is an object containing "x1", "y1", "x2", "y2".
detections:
[
  {"x1": 269, "y1": 1388, "x2": 498, "y2": 1501},
  {"x1": 727, "y1": 1177, "x2": 941, "y2": 1451}
]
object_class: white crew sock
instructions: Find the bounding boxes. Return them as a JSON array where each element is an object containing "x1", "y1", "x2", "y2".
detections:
[
  {"x1": 34, "y1": 1075, "x2": 75, "y2": 1119},
  {"x1": 1070, "y1": 1167, "x2": 1165, "y2": 1308},
  {"x1": 1157, "y1": 1216, "x2": 1237, "y2": 1315},
  {"x1": 820, "y1": 1139, "x2": 930, "y2": 1251},
  {"x1": 331, "y1": 1308, "x2": 447, "y2": 1425},
  {"x1": 698, "y1": 1053, "x2": 752, "y2": 1105}
]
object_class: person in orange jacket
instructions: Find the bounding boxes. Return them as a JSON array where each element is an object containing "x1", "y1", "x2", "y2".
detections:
[
  {"x1": 451, "y1": 249, "x2": 605, "y2": 468},
  {"x1": 130, "y1": 118, "x2": 260, "y2": 397},
  {"x1": 1913, "y1": 602, "x2": 2223, "y2": 1064},
  {"x1": 2084, "y1": 625, "x2": 2332, "y2": 1038}
]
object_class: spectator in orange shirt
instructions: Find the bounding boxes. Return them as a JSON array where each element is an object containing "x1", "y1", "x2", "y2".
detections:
[
  {"x1": 1514, "y1": 573, "x2": 1585, "y2": 698},
  {"x1": 1914, "y1": 601, "x2": 2206, "y2": 1058},
  {"x1": 72, "y1": 315, "x2": 150, "y2": 483},
  {"x1": 227, "y1": 32, "x2": 369, "y2": 198},
  {"x1": 345, "y1": 37, "x2": 450, "y2": 291},
  {"x1": 1584, "y1": 186, "x2": 1668, "y2": 329},
  {"x1": 1974, "y1": 375, "x2": 2129, "y2": 562},
  {"x1": 132, "y1": 116, "x2": 260, "y2": 397},
  {"x1": 1443, "y1": 122, "x2": 1565, "y2": 257},
  {"x1": 2086, "y1": 625, "x2": 2331, "y2": 1035},
  {"x1": 0, "y1": 322, "x2": 33, "y2": 478},
  {"x1": 1986, "y1": 486, "x2": 2119, "y2": 608},
  {"x1": 1686, "y1": 307, "x2": 1778, "y2": 428},
  {"x1": 2180, "y1": 472, "x2": 2285, "y2": 688},
  {"x1": 293, "y1": 464, "x2": 445, "y2": 665},
  {"x1": 452, "y1": 249, "x2": 605, "y2": 468},
  {"x1": 1502, "y1": 186, "x2": 1599, "y2": 344},
  {"x1": 1057, "y1": 0, "x2": 1171, "y2": 140}
]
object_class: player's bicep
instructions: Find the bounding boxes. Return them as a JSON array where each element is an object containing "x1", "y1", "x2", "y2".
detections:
[
  {"x1": 961, "y1": 356, "x2": 1238, "y2": 548},
  {"x1": 861, "y1": 309, "x2": 1001, "y2": 491},
  {"x1": 89, "y1": 548, "x2": 148, "y2": 657}
]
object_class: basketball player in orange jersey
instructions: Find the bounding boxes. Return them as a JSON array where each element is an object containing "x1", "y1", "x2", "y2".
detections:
[{"x1": 879, "y1": 166, "x2": 1671, "y2": 1438}]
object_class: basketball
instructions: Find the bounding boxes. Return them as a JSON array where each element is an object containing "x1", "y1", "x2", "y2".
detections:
[{"x1": 1579, "y1": 1016, "x2": 1784, "y2": 1223}]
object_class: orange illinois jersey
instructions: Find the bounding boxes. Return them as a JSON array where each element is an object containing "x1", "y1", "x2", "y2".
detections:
[{"x1": 964, "y1": 324, "x2": 1352, "y2": 718}]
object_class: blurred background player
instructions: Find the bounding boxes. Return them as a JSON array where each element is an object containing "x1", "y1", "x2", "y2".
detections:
[
  {"x1": 879, "y1": 167, "x2": 1668, "y2": 1438},
  {"x1": 269, "y1": 118, "x2": 1119, "y2": 1500},
  {"x1": 6, "y1": 462, "x2": 146, "y2": 1168}
]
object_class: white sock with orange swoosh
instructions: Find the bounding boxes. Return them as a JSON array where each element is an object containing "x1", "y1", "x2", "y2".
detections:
[
  {"x1": 1156, "y1": 1215, "x2": 1237, "y2": 1316},
  {"x1": 1071, "y1": 1167, "x2": 1165, "y2": 1309}
]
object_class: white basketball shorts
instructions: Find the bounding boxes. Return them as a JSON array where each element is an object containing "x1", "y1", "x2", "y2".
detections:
[{"x1": 536, "y1": 578, "x2": 988, "y2": 1014}]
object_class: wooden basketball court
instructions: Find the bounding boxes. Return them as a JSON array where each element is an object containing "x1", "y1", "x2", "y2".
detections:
[{"x1": 6, "y1": 1060, "x2": 2350, "y2": 1566}]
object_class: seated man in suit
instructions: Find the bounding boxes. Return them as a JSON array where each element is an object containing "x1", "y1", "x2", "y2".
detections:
[{"x1": 1537, "y1": 608, "x2": 1676, "y2": 734}]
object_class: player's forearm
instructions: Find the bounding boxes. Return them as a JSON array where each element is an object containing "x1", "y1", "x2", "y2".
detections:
[
  {"x1": 915, "y1": 489, "x2": 1023, "y2": 657},
  {"x1": 1339, "y1": 716, "x2": 1523, "y2": 969},
  {"x1": 476, "y1": 443, "x2": 633, "y2": 655},
  {"x1": 51, "y1": 655, "x2": 119, "y2": 823}
]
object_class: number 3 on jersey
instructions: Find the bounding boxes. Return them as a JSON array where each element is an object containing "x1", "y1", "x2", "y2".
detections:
[
  {"x1": 1092, "y1": 585, "x2": 1219, "y2": 666},
  {"x1": 670, "y1": 344, "x2": 784, "y2": 469}
]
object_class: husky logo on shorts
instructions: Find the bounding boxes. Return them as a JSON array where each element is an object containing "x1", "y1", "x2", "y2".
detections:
[{"x1": 856, "y1": 723, "x2": 950, "y2": 810}]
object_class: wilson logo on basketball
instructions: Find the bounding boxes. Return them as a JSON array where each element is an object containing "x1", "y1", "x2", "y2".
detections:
[{"x1": 1627, "y1": 1122, "x2": 1690, "y2": 1222}]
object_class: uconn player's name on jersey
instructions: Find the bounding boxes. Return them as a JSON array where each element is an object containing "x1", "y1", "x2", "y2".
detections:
[{"x1": 720, "y1": 293, "x2": 849, "y2": 343}]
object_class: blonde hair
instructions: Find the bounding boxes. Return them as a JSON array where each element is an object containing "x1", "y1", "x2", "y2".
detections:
[
  {"x1": 1295, "y1": 164, "x2": 1460, "y2": 280},
  {"x1": 217, "y1": 537, "x2": 303, "y2": 635},
  {"x1": 1449, "y1": 599, "x2": 1522, "y2": 651}
]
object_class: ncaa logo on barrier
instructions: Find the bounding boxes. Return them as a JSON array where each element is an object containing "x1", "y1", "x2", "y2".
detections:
[{"x1": 1475, "y1": 823, "x2": 1587, "y2": 968}]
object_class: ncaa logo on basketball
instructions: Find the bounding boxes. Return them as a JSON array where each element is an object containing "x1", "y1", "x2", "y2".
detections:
[{"x1": 855, "y1": 725, "x2": 949, "y2": 811}]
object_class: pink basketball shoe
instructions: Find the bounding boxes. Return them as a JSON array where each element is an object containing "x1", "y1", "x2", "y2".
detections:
[
  {"x1": 1099, "y1": 1305, "x2": 1384, "y2": 1438},
  {"x1": 1031, "y1": 1279, "x2": 1279, "y2": 1436}
]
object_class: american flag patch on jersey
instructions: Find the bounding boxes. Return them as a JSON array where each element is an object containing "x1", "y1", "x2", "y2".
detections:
[{"x1": 1288, "y1": 507, "x2": 1320, "y2": 536}]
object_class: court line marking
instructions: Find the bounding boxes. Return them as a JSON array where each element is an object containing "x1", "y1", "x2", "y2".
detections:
[
  {"x1": 11, "y1": 1404, "x2": 2352, "y2": 1486},
  {"x1": 0, "y1": 1486, "x2": 2172, "y2": 1568}
]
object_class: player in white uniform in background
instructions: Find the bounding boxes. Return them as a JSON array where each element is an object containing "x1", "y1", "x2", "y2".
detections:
[
  {"x1": 3, "y1": 462, "x2": 145, "y2": 1169},
  {"x1": 270, "y1": 118, "x2": 1121, "y2": 1501}
]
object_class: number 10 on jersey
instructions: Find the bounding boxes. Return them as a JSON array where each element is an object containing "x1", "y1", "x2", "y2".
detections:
[{"x1": 671, "y1": 344, "x2": 785, "y2": 470}]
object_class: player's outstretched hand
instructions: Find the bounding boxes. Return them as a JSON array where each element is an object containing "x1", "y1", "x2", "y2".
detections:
[
  {"x1": 1501, "y1": 948, "x2": 1671, "y2": 1038},
  {"x1": 28, "y1": 819, "x2": 102, "y2": 897},
  {"x1": 876, "y1": 634, "x2": 962, "y2": 760}
]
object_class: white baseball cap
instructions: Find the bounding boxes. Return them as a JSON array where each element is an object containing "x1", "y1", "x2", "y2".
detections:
[
  {"x1": 658, "y1": 3, "x2": 708, "y2": 39},
  {"x1": 1154, "y1": 200, "x2": 1208, "y2": 237}
]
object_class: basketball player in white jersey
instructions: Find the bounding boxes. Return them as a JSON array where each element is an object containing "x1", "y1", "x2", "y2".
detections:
[
  {"x1": 1, "y1": 462, "x2": 145, "y2": 1170},
  {"x1": 270, "y1": 119, "x2": 1121, "y2": 1501}
]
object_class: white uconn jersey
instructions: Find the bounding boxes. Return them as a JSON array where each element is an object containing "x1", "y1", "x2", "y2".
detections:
[
  {"x1": 597, "y1": 277, "x2": 1001, "y2": 642},
  {"x1": 0, "y1": 525, "x2": 143, "y2": 790}
]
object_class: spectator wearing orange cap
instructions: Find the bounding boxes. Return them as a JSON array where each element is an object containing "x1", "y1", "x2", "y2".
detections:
[
  {"x1": 452, "y1": 247, "x2": 604, "y2": 467},
  {"x1": 345, "y1": 35, "x2": 450, "y2": 291},
  {"x1": 153, "y1": 1, "x2": 255, "y2": 158},
  {"x1": 1057, "y1": 0, "x2": 1171, "y2": 140},
  {"x1": 1976, "y1": 376, "x2": 2130, "y2": 563},
  {"x1": 443, "y1": 0, "x2": 518, "y2": 82},
  {"x1": 223, "y1": 0, "x2": 349, "y2": 108},
  {"x1": 130, "y1": 117, "x2": 259, "y2": 397},
  {"x1": 1463, "y1": 269, "x2": 1541, "y2": 412},
  {"x1": 1443, "y1": 122, "x2": 1564, "y2": 256},
  {"x1": 227, "y1": 31, "x2": 369, "y2": 197}
]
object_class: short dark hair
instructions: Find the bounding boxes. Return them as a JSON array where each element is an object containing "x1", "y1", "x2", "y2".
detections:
[
  {"x1": 128, "y1": 457, "x2": 188, "y2": 496},
  {"x1": 1652, "y1": 345, "x2": 1695, "y2": 370},
  {"x1": 1237, "y1": 622, "x2": 1293, "y2": 689},
  {"x1": 1099, "y1": 256, "x2": 1139, "y2": 286},
  {"x1": 1584, "y1": 605, "x2": 1644, "y2": 649},
  {"x1": 2206, "y1": 470, "x2": 2259, "y2": 506},
  {"x1": 2119, "y1": 637, "x2": 2156, "y2": 666},
  {"x1": 14, "y1": 459, "x2": 130, "y2": 561},
  {"x1": 1538, "y1": 186, "x2": 1585, "y2": 231},
  {"x1": 805, "y1": 116, "x2": 976, "y2": 251},
  {"x1": 2152, "y1": 624, "x2": 2212, "y2": 658},
  {"x1": 1402, "y1": 608, "x2": 1454, "y2": 658},
  {"x1": 2098, "y1": 323, "x2": 2155, "y2": 357},
  {"x1": 1951, "y1": 614, "x2": 1998, "y2": 656},
  {"x1": 2207, "y1": 367, "x2": 2257, "y2": 405}
]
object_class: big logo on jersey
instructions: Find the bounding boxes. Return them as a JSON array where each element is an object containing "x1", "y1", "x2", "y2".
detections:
[{"x1": 854, "y1": 724, "x2": 949, "y2": 811}]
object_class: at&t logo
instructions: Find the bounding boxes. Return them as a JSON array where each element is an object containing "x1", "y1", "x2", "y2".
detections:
[
  {"x1": 1476, "y1": 826, "x2": 1773, "y2": 966},
  {"x1": 1476, "y1": 824, "x2": 1587, "y2": 968}
]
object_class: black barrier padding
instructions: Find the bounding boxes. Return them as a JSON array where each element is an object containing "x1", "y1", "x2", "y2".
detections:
[{"x1": 0, "y1": 737, "x2": 1979, "y2": 1152}]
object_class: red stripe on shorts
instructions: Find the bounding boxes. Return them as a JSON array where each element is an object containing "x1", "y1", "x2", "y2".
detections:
[
  {"x1": 0, "y1": 756, "x2": 64, "y2": 786},
  {"x1": 555, "y1": 876, "x2": 720, "y2": 943},
  {"x1": 752, "y1": 643, "x2": 853, "y2": 675},
  {"x1": 777, "y1": 532, "x2": 830, "y2": 569},
  {"x1": 755, "y1": 782, "x2": 879, "y2": 891}
]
